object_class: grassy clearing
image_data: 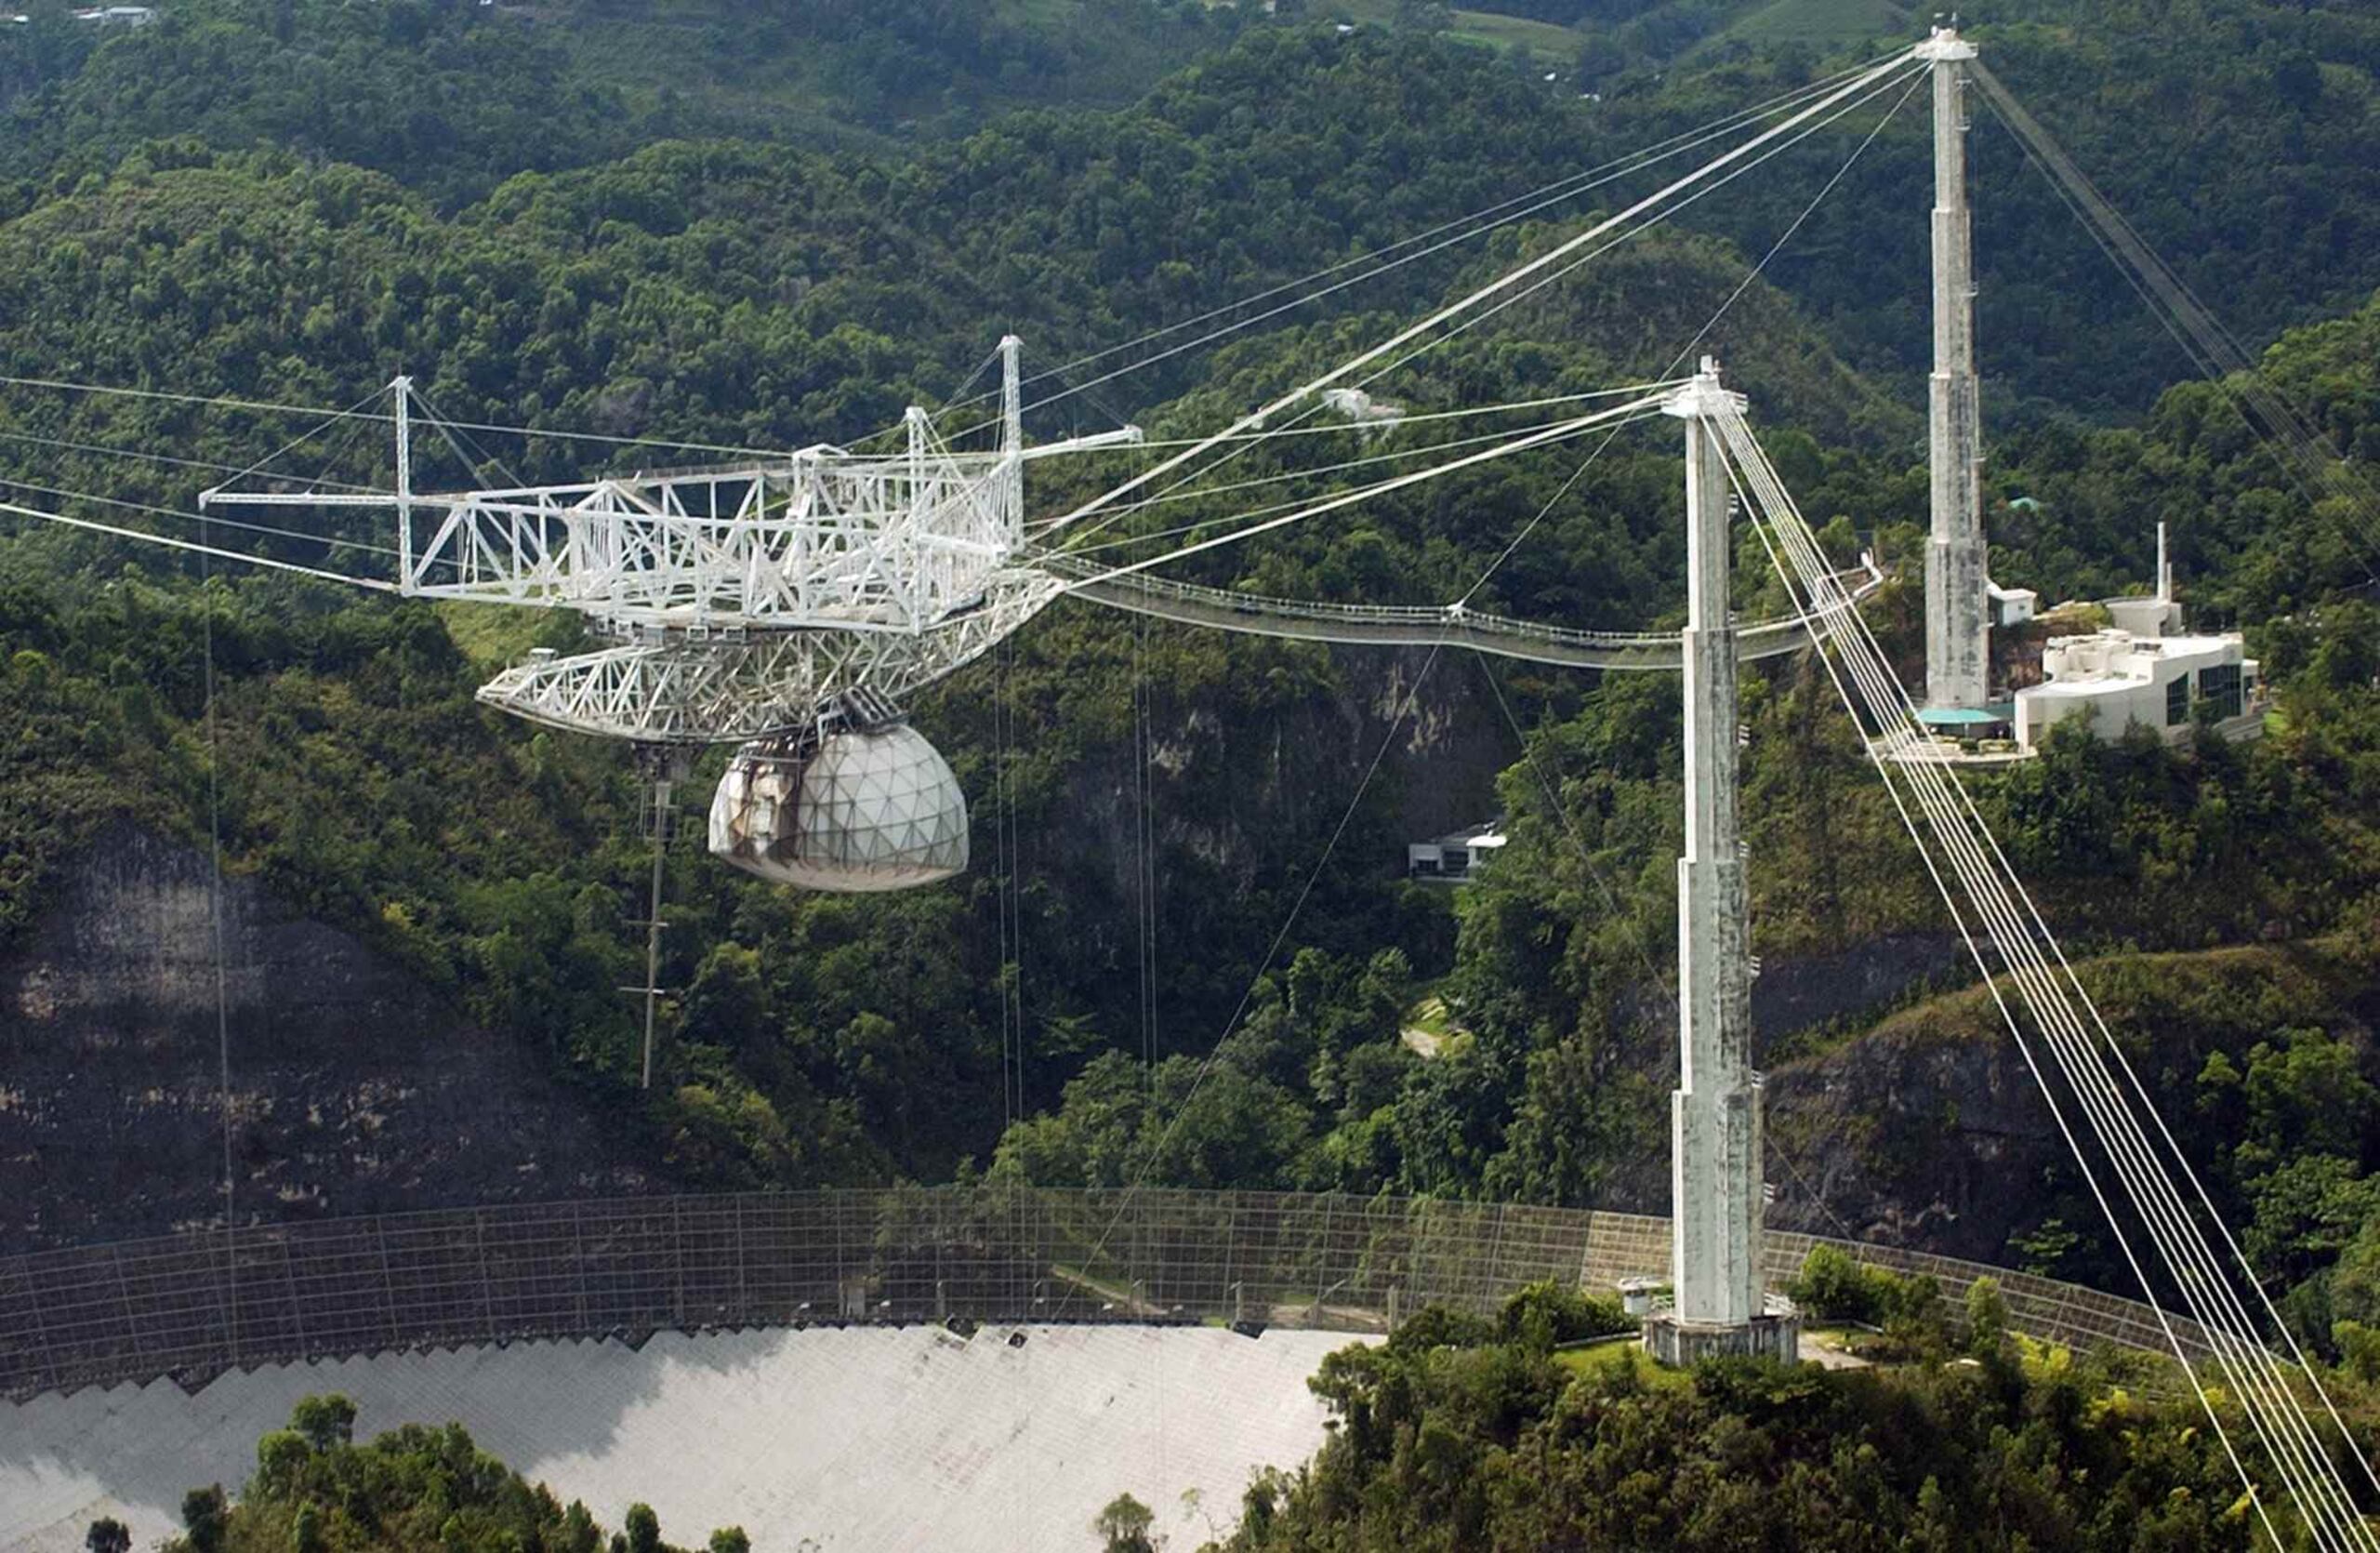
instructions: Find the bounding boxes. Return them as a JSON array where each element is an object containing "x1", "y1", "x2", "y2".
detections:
[
  {"x1": 1699, "y1": 0, "x2": 1913, "y2": 54},
  {"x1": 1323, "y1": 1, "x2": 1578, "y2": 64},
  {"x1": 435, "y1": 602, "x2": 549, "y2": 675},
  {"x1": 1399, "y1": 986, "x2": 1470, "y2": 1058},
  {"x1": 1444, "y1": 8, "x2": 1580, "y2": 61},
  {"x1": 1556, "y1": 1339, "x2": 1693, "y2": 1389}
]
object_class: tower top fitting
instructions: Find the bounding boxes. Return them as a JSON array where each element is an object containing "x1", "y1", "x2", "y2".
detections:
[
  {"x1": 1914, "y1": 22, "x2": 1978, "y2": 62},
  {"x1": 1662, "y1": 359, "x2": 1747, "y2": 420}
]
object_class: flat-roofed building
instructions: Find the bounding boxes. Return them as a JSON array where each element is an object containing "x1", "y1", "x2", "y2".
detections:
[
  {"x1": 2015, "y1": 627, "x2": 2261, "y2": 750},
  {"x1": 1407, "y1": 821, "x2": 1506, "y2": 883},
  {"x1": 2010, "y1": 522, "x2": 2264, "y2": 752}
]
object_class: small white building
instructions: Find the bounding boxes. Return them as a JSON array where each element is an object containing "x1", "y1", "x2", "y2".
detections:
[
  {"x1": 1989, "y1": 579, "x2": 2038, "y2": 628},
  {"x1": 73, "y1": 5, "x2": 155, "y2": 22},
  {"x1": 1319, "y1": 387, "x2": 1405, "y2": 427},
  {"x1": 1407, "y1": 821, "x2": 1506, "y2": 883},
  {"x1": 2012, "y1": 524, "x2": 2264, "y2": 752}
]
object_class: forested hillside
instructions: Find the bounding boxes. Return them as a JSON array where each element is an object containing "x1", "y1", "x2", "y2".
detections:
[
  {"x1": 1, "y1": 0, "x2": 2378, "y2": 1367},
  {"x1": 1214, "y1": 1281, "x2": 2354, "y2": 1550}
]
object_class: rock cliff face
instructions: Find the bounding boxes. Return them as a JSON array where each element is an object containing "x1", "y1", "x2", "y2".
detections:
[
  {"x1": 1055, "y1": 644, "x2": 1515, "y2": 909},
  {"x1": 0, "y1": 824, "x2": 653, "y2": 1254},
  {"x1": 0, "y1": 802, "x2": 2071, "y2": 1266},
  {"x1": 1755, "y1": 935, "x2": 2065, "y2": 1261},
  {"x1": 1764, "y1": 1027, "x2": 2065, "y2": 1262},
  {"x1": 1582, "y1": 932, "x2": 2058, "y2": 1261}
]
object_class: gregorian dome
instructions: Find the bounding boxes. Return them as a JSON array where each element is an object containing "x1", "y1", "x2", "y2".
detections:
[{"x1": 707, "y1": 697, "x2": 969, "y2": 893}]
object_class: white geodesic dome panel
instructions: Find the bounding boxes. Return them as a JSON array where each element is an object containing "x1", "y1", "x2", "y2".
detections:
[{"x1": 708, "y1": 723, "x2": 968, "y2": 892}]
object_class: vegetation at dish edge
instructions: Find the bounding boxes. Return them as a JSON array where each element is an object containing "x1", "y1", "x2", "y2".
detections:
[
  {"x1": 146, "y1": 1394, "x2": 747, "y2": 1553},
  {"x1": 137, "y1": 1277, "x2": 2377, "y2": 1549},
  {"x1": 1211, "y1": 1278, "x2": 2347, "y2": 1551}
]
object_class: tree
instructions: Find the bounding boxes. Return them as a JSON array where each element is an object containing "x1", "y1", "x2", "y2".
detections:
[
  {"x1": 625, "y1": 1504, "x2": 663, "y2": 1553},
  {"x1": 1964, "y1": 1276, "x2": 2009, "y2": 1361},
  {"x1": 1093, "y1": 1493, "x2": 1157, "y2": 1553},
  {"x1": 288, "y1": 1393, "x2": 357, "y2": 1451},
  {"x1": 84, "y1": 1520, "x2": 130, "y2": 1553},
  {"x1": 180, "y1": 1486, "x2": 228, "y2": 1553},
  {"x1": 562, "y1": 1504, "x2": 602, "y2": 1553}
]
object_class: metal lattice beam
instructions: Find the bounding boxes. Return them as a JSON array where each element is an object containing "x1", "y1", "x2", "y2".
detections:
[{"x1": 476, "y1": 571, "x2": 1063, "y2": 743}]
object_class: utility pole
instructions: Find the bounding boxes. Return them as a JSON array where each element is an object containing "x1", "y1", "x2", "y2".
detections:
[
  {"x1": 1646, "y1": 361, "x2": 1795, "y2": 1366},
  {"x1": 1921, "y1": 22, "x2": 1990, "y2": 711}
]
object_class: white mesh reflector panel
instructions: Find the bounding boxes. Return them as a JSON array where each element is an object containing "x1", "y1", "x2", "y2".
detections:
[{"x1": 708, "y1": 723, "x2": 969, "y2": 892}]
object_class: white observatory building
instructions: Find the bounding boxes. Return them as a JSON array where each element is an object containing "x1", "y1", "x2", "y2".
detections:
[{"x1": 2012, "y1": 526, "x2": 2263, "y2": 751}]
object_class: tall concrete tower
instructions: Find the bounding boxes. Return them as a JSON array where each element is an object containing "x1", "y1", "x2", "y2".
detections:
[
  {"x1": 1646, "y1": 363, "x2": 1796, "y2": 1366},
  {"x1": 1921, "y1": 24, "x2": 1990, "y2": 711}
]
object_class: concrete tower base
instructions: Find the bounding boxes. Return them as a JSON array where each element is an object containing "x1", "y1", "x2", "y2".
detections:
[{"x1": 1643, "y1": 1311, "x2": 1801, "y2": 1366}]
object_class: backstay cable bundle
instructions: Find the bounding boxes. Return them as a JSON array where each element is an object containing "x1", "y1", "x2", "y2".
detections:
[{"x1": 1719, "y1": 405, "x2": 2379, "y2": 1552}]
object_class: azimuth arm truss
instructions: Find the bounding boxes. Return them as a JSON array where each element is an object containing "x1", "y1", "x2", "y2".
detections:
[{"x1": 478, "y1": 571, "x2": 1062, "y2": 743}]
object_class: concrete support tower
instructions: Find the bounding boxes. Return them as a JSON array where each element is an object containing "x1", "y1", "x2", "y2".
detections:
[
  {"x1": 1922, "y1": 24, "x2": 1990, "y2": 710},
  {"x1": 1646, "y1": 362, "x2": 1796, "y2": 1366}
]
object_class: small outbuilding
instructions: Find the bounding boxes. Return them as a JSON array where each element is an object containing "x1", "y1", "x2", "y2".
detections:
[{"x1": 1407, "y1": 821, "x2": 1506, "y2": 883}]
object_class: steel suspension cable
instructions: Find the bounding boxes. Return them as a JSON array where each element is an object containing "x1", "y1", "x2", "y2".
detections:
[
  {"x1": 0, "y1": 427, "x2": 381, "y2": 492},
  {"x1": 1050, "y1": 644, "x2": 1448, "y2": 1318},
  {"x1": 1050, "y1": 409, "x2": 1673, "y2": 557},
  {"x1": 920, "y1": 50, "x2": 1912, "y2": 433},
  {"x1": 1101, "y1": 383, "x2": 1689, "y2": 448},
  {"x1": 1720, "y1": 435, "x2": 2342, "y2": 1545},
  {"x1": 0, "y1": 474, "x2": 401, "y2": 557},
  {"x1": 1737, "y1": 419, "x2": 2380, "y2": 1546},
  {"x1": 1038, "y1": 54, "x2": 1921, "y2": 542},
  {"x1": 1969, "y1": 61, "x2": 2380, "y2": 572},
  {"x1": 1048, "y1": 60, "x2": 1920, "y2": 553},
  {"x1": 1334, "y1": 61, "x2": 1923, "y2": 412},
  {"x1": 1050, "y1": 60, "x2": 1917, "y2": 562},
  {"x1": 1455, "y1": 64, "x2": 1924, "y2": 606},
  {"x1": 0, "y1": 373, "x2": 799, "y2": 462},
  {"x1": 0, "y1": 499, "x2": 401, "y2": 591},
  {"x1": 1041, "y1": 63, "x2": 1897, "y2": 568},
  {"x1": 1057, "y1": 399, "x2": 1668, "y2": 588},
  {"x1": 1736, "y1": 462, "x2": 2353, "y2": 1552},
  {"x1": 1720, "y1": 409, "x2": 2377, "y2": 1547},
  {"x1": 1723, "y1": 447, "x2": 2294, "y2": 1551}
]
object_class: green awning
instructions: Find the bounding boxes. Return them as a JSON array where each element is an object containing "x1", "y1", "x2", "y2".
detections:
[{"x1": 1916, "y1": 707, "x2": 2006, "y2": 727}]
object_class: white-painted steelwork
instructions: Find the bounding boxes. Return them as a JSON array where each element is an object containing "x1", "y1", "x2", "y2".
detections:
[
  {"x1": 200, "y1": 343, "x2": 1127, "y2": 753},
  {"x1": 471, "y1": 572, "x2": 1064, "y2": 743}
]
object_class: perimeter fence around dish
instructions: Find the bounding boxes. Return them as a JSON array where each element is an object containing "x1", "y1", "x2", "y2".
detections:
[{"x1": 0, "y1": 1187, "x2": 2204, "y2": 1401}]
